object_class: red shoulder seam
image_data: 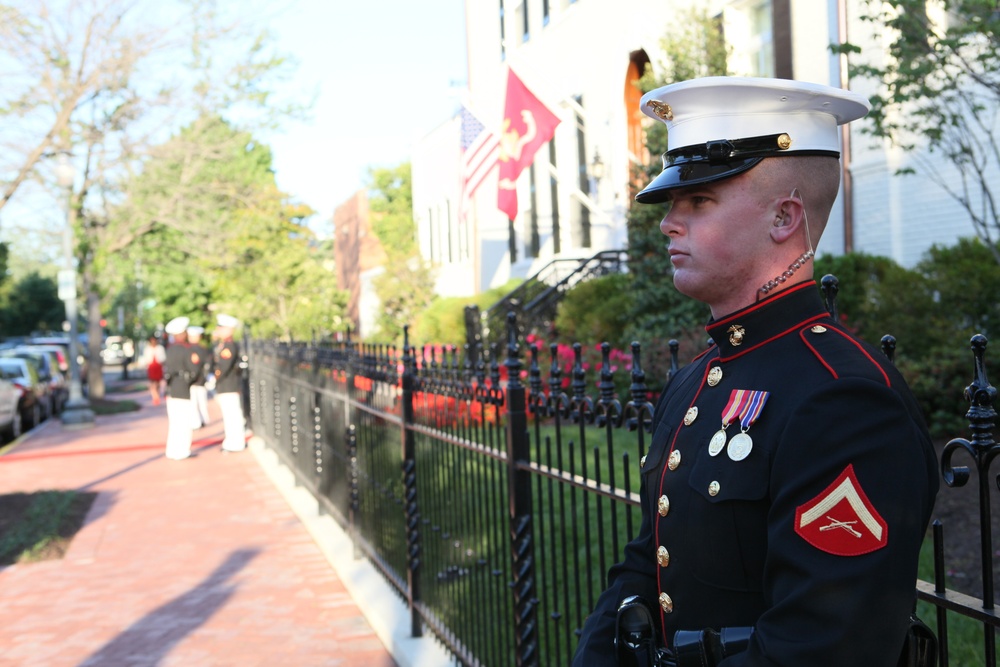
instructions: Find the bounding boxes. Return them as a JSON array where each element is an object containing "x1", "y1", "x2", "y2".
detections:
[{"x1": 799, "y1": 326, "x2": 891, "y2": 386}]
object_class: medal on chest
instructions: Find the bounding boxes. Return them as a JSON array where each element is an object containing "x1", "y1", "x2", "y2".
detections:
[{"x1": 708, "y1": 389, "x2": 770, "y2": 461}]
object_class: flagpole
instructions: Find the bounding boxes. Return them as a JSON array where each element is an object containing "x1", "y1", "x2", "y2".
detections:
[{"x1": 473, "y1": 204, "x2": 481, "y2": 294}]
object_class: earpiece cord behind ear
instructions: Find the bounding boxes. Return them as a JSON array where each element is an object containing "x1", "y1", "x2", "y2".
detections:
[
  {"x1": 793, "y1": 188, "x2": 815, "y2": 256},
  {"x1": 757, "y1": 188, "x2": 814, "y2": 299}
]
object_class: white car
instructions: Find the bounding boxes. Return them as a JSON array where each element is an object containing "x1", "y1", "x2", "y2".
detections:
[
  {"x1": 101, "y1": 336, "x2": 134, "y2": 366},
  {"x1": 0, "y1": 374, "x2": 24, "y2": 441}
]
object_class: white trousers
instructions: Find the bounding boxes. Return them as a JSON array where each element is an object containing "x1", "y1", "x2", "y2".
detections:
[
  {"x1": 217, "y1": 392, "x2": 245, "y2": 451},
  {"x1": 190, "y1": 385, "x2": 210, "y2": 428},
  {"x1": 165, "y1": 397, "x2": 193, "y2": 459}
]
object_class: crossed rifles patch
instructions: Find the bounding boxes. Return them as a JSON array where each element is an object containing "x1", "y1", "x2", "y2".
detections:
[{"x1": 795, "y1": 464, "x2": 888, "y2": 556}]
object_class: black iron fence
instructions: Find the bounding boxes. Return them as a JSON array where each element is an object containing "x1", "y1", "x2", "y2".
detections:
[{"x1": 246, "y1": 281, "x2": 1000, "y2": 666}]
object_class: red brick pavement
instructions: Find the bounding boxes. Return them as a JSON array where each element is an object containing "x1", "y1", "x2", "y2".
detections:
[{"x1": 0, "y1": 383, "x2": 400, "y2": 667}]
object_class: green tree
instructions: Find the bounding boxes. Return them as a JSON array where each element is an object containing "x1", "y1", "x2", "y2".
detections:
[
  {"x1": 0, "y1": 241, "x2": 11, "y2": 290},
  {"x1": 554, "y1": 273, "x2": 634, "y2": 347},
  {"x1": 214, "y1": 202, "x2": 348, "y2": 342},
  {"x1": 624, "y1": 7, "x2": 729, "y2": 365},
  {"x1": 813, "y1": 253, "x2": 938, "y2": 361},
  {"x1": 0, "y1": 0, "x2": 304, "y2": 398},
  {"x1": 0, "y1": 272, "x2": 64, "y2": 337},
  {"x1": 917, "y1": 236, "x2": 1000, "y2": 340},
  {"x1": 369, "y1": 164, "x2": 418, "y2": 257},
  {"x1": 116, "y1": 116, "x2": 348, "y2": 343},
  {"x1": 836, "y1": 1, "x2": 1000, "y2": 259},
  {"x1": 411, "y1": 279, "x2": 522, "y2": 347},
  {"x1": 367, "y1": 163, "x2": 435, "y2": 343}
]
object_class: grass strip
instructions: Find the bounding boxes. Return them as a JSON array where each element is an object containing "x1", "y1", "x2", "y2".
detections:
[{"x1": 0, "y1": 490, "x2": 97, "y2": 565}]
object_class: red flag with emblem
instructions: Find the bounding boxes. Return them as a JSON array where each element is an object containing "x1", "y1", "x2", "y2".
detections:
[{"x1": 497, "y1": 69, "x2": 561, "y2": 220}]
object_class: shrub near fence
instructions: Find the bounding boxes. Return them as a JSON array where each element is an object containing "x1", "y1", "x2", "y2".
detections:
[{"x1": 246, "y1": 280, "x2": 1000, "y2": 667}]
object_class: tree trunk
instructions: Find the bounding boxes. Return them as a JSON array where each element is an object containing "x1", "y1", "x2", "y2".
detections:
[{"x1": 86, "y1": 277, "x2": 106, "y2": 400}]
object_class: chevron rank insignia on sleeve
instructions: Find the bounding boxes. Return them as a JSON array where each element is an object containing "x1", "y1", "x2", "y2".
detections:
[{"x1": 794, "y1": 464, "x2": 888, "y2": 556}]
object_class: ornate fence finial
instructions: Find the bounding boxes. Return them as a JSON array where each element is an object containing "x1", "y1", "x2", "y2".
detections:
[
  {"x1": 429, "y1": 344, "x2": 439, "y2": 384},
  {"x1": 964, "y1": 334, "x2": 997, "y2": 446},
  {"x1": 571, "y1": 343, "x2": 586, "y2": 401},
  {"x1": 622, "y1": 341, "x2": 654, "y2": 435},
  {"x1": 668, "y1": 339, "x2": 680, "y2": 382},
  {"x1": 821, "y1": 274, "x2": 839, "y2": 321},
  {"x1": 489, "y1": 342, "x2": 501, "y2": 389},
  {"x1": 548, "y1": 343, "x2": 564, "y2": 419},
  {"x1": 941, "y1": 333, "x2": 1000, "y2": 612},
  {"x1": 504, "y1": 312, "x2": 523, "y2": 391},
  {"x1": 570, "y1": 342, "x2": 593, "y2": 424},
  {"x1": 880, "y1": 335, "x2": 896, "y2": 364},
  {"x1": 528, "y1": 343, "x2": 542, "y2": 412},
  {"x1": 596, "y1": 342, "x2": 622, "y2": 428}
]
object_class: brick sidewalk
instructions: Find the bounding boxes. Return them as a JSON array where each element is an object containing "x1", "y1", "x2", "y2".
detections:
[{"x1": 0, "y1": 384, "x2": 399, "y2": 667}]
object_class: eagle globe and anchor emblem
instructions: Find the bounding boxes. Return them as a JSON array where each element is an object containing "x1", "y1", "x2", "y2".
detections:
[{"x1": 497, "y1": 110, "x2": 539, "y2": 191}]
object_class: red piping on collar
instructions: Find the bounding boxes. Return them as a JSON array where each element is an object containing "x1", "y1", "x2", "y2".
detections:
[
  {"x1": 716, "y1": 313, "x2": 828, "y2": 361},
  {"x1": 710, "y1": 281, "x2": 815, "y2": 330}
]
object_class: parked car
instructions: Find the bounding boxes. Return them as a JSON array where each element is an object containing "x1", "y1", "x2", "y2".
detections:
[
  {"x1": 101, "y1": 336, "x2": 134, "y2": 366},
  {"x1": 0, "y1": 375, "x2": 22, "y2": 441},
  {"x1": 0, "y1": 357, "x2": 48, "y2": 429},
  {"x1": 22, "y1": 343, "x2": 69, "y2": 374},
  {"x1": 13, "y1": 347, "x2": 68, "y2": 415},
  {"x1": 2, "y1": 349, "x2": 59, "y2": 418},
  {"x1": 29, "y1": 336, "x2": 89, "y2": 393}
]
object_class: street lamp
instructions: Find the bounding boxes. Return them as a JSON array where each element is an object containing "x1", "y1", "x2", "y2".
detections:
[
  {"x1": 590, "y1": 150, "x2": 605, "y2": 181},
  {"x1": 55, "y1": 153, "x2": 94, "y2": 426}
]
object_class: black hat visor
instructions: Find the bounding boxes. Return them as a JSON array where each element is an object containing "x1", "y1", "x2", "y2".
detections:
[{"x1": 635, "y1": 133, "x2": 838, "y2": 204}]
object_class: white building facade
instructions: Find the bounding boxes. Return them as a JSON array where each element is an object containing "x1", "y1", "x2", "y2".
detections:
[{"x1": 410, "y1": 0, "x2": 982, "y2": 300}]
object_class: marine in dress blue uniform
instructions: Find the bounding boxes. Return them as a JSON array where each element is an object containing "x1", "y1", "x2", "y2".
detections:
[
  {"x1": 164, "y1": 316, "x2": 201, "y2": 460},
  {"x1": 213, "y1": 313, "x2": 246, "y2": 452},
  {"x1": 187, "y1": 324, "x2": 212, "y2": 429},
  {"x1": 572, "y1": 78, "x2": 939, "y2": 667}
]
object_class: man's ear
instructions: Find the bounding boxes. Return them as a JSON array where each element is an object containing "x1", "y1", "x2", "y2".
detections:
[{"x1": 769, "y1": 198, "x2": 805, "y2": 243}]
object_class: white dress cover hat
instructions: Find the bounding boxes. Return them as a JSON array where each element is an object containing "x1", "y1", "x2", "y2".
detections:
[
  {"x1": 165, "y1": 316, "x2": 190, "y2": 335},
  {"x1": 635, "y1": 77, "x2": 871, "y2": 204}
]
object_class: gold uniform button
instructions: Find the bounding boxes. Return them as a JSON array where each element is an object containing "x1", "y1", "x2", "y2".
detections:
[
  {"x1": 683, "y1": 406, "x2": 698, "y2": 425},
  {"x1": 657, "y1": 546, "x2": 670, "y2": 567},
  {"x1": 708, "y1": 481, "x2": 721, "y2": 496},
  {"x1": 640, "y1": 454, "x2": 647, "y2": 468},
  {"x1": 668, "y1": 450, "x2": 681, "y2": 471},
  {"x1": 707, "y1": 366, "x2": 723, "y2": 386},
  {"x1": 811, "y1": 325, "x2": 828, "y2": 334},
  {"x1": 657, "y1": 495, "x2": 670, "y2": 516},
  {"x1": 659, "y1": 592, "x2": 674, "y2": 613}
]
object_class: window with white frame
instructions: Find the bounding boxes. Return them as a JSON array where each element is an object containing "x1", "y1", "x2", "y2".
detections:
[{"x1": 726, "y1": 0, "x2": 775, "y2": 78}]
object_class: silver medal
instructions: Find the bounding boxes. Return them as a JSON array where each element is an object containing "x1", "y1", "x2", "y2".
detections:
[
  {"x1": 727, "y1": 432, "x2": 753, "y2": 461},
  {"x1": 708, "y1": 429, "x2": 727, "y2": 456}
]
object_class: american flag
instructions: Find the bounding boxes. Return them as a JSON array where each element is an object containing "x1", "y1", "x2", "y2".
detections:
[{"x1": 460, "y1": 106, "x2": 499, "y2": 224}]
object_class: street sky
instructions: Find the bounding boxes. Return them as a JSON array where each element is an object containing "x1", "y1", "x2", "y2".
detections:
[{"x1": 261, "y1": 0, "x2": 469, "y2": 234}]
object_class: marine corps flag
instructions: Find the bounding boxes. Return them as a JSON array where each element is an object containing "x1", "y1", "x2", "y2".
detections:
[{"x1": 497, "y1": 69, "x2": 561, "y2": 220}]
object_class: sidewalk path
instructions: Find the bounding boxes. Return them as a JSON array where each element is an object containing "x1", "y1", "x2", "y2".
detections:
[{"x1": 0, "y1": 383, "x2": 399, "y2": 667}]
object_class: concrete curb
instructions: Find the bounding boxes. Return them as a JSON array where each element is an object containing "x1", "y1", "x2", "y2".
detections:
[{"x1": 248, "y1": 436, "x2": 453, "y2": 667}]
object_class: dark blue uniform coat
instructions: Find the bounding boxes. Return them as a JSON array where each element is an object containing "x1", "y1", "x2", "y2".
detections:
[
  {"x1": 573, "y1": 281, "x2": 938, "y2": 666},
  {"x1": 214, "y1": 339, "x2": 242, "y2": 395},
  {"x1": 165, "y1": 341, "x2": 202, "y2": 400}
]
